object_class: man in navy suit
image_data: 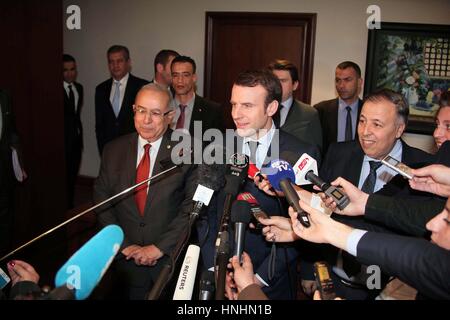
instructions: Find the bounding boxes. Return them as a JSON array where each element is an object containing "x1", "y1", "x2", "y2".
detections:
[
  {"x1": 302, "y1": 89, "x2": 434, "y2": 299},
  {"x1": 199, "y1": 70, "x2": 319, "y2": 299},
  {"x1": 314, "y1": 61, "x2": 363, "y2": 154},
  {"x1": 63, "y1": 54, "x2": 83, "y2": 208},
  {"x1": 95, "y1": 45, "x2": 149, "y2": 154}
]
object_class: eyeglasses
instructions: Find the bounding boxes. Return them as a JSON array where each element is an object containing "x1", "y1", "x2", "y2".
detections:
[
  {"x1": 133, "y1": 105, "x2": 174, "y2": 118},
  {"x1": 434, "y1": 123, "x2": 450, "y2": 131}
]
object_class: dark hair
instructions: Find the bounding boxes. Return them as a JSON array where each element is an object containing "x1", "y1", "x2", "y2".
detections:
[
  {"x1": 439, "y1": 90, "x2": 449, "y2": 108},
  {"x1": 234, "y1": 69, "x2": 282, "y2": 106},
  {"x1": 63, "y1": 54, "x2": 76, "y2": 63},
  {"x1": 336, "y1": 61, "x2": 362, "y2": 78},
  {"x1": 267, "y1": 59, "x2": 299, "y2": 82},
  {"x1": 107, "y1": 45, "x2": 130, "y2": 60},
  {"x1": 171, "y1": 55, "x2": 196, "y2": 74},
  {"x1": 364, "y1": 88, "x2": 409, "y2": 125},
  {"x1": 154, "y1": 49, "x2": 179, "y2": 73}
]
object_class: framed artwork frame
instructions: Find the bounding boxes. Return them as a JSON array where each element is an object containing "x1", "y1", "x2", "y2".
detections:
[{"x1": 364, "y1": 22, "x2": 450, "y2": 134}]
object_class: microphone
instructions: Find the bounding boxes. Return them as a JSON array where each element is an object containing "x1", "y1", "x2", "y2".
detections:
[
  {"x1": 191, "y1": 162, "x2": 226, "y2": 218},
  {"x1": 237, "y1": 192, "x2": 268, "y2": 229},
  {"x1": 173, "y1": 245, "x2": 200, "y2": 300},
  {"x1": 215, "y1": 153, "x2": 249, "y2": 300},
  {"x1": 54, "y1": 225, "x2": 124, "y2": 300},
  {"x1": 198, "y1": 270, "x2": 215, "y2": 300},
  {"x1": 231, "y1": 200, "x2": 252, "y2": 263},
  {"x1": 285, "y1": 152, "x2": 350, "y2": 210},
  {"x1": 248, "y1": 163, "x2": 263, "y2": 182},
  {"x1": 266, "y1": 159, "x2": 311, "y2": 227}
]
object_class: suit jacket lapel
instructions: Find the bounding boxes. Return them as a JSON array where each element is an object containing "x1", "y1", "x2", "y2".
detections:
[
  {"x1": 281, "y1": 100, "x2": 297, "y2": 130},
  {"x1": 330, "y1": 98, "x2": 339, "y2": 143},
  {"x1": 348, "y1": 142, "x2": 365, "y2": 185},
  {"x1": 189, "y1": 95, "x2": 201, "y2": 134},
  {"x1": 146, "y1": 130, "x2": 174, "y2": 209},
  {"x1": 119, "y1": 75, "x2": 133, "y2": 118},
  {"x1": 124, "y1": 133, "x2": 140, "y2": 216}
]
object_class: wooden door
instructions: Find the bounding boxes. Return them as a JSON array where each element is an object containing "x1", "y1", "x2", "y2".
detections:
[{"x1": 205, "y1": 12, "x2": 316, "y2": 128}]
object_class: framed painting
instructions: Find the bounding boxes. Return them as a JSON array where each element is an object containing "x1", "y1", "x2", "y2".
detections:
[{"x1": 364, "y1": 22, "x2": 450, "y2": 134}]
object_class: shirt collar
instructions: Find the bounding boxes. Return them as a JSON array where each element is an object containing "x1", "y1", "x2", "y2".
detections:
[
  {"x1": 243, "y1": 122, "x2": 276, "y2": 148},
  {"x1": 363, "y1": 139, "x2": 402, "y2": 163},
  {"x1": 281, "y1": 96, "x2": 294, "y2": 111},
  {"x1": 138, "y1": 133, "x2": 163, "y2": 152},
  {"x1": 113, "y1": 72, "x2": 130, "y2": 85},
  {"x1": 338, "y1": 98, "x2": 359, "y2": 111},
  {"x1": 63, "y1": 81, "x2": 74, "y2": 89},
  {"x1": 174, "y1": 93, "x2": 195, "y2": 110}
]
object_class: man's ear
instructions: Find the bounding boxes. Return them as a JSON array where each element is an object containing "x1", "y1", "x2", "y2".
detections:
[
  {"x1": 292, "y1": 80, "x2": 299, "y2": 92},
  {"x1": 395, "y1": 121, "x2": 406, "y2": 138},
  {"x1": 267, "y1": 100, "x2": 279, "y2": 117},
  {"x1": 156, "y1": 63, "x2": 164, "y2": 73}
]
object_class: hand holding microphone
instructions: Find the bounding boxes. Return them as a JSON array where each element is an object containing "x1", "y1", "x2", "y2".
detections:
[
  {"x1": 266, "y1": 159, "x2": 311, "y2": 227},
  {"x1": 287, "y1": 153, "x2": 350, "y2": 211},
  {"x1": 318, "y1": 177, "x2": 369, "y2": 216}
]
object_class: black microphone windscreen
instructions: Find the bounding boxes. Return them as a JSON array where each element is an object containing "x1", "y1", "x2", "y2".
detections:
[
  {"x1": 199, "y1": 270, "x2": 215, "y2": 292},
  {"x1": 196, "y1": 163, "x2": 226, "y2": 191},
  {"x1": 224, "y1": 154, "x2": 249, "y2": 196},
  {"x1": 231, "y1": 200, "x2": 252, "y2": 224}
]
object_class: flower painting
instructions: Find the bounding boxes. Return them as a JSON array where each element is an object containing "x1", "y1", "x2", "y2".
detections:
[{"x1": 365, "y1": 22, "x2": 450, "y2": 134}]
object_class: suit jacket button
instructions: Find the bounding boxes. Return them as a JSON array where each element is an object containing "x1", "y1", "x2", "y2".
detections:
[{"x1": 140, "y1": 223, "x2": 146, "y2": 227}]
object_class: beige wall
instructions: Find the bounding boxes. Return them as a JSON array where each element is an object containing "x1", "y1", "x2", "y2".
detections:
[{"x1": 63, "y1": 0, "x2": 450, "y2": 177}]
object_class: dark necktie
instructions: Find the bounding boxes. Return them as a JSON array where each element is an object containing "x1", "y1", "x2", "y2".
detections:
[
  {"x1": 361, "y1": 161, "x2": 382, "y2": 194},
  {"x1": 68, "y1": 84, "x2": 75, "y2": 112},
  {"x1": 273, "y1": 104, "x2": 284, "y2": 128},
  {"x1": 135, "y1": 144, "x2": 151, "y2": 216},
  {"x1": 341, "y1": 160, "x2": 382, "y2": 278},
  {"x1": 176, "y1": 104, "x2": 187, "y2": 129},
  {"x1": 247, "y1": 141, "x2": 259, "y2": 165},
  {"x1": 345, "y1": 106, "x2": 353, "y2": 141}
]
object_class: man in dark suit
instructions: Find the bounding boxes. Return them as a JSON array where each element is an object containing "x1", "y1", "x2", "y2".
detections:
[
  {"x1": 0, "y1": 89, "x2": 24, "y2": 254},
  {"x1": 170, "y1": 56, "x2": 224, "y2": 137},
  {"x1": 63, "y1": 54, "x2": 83, "y2": 208},
  {"x1": 306, "y1": 89, "x2": 433, "y2": 299},
  {"x1": 151, "y1": 49, "x2": 179, "y2": 97},
  {"x1": 94, "y1": 83, "x2": 197, "y2": 299},
  {"x1": 199, "y1": 70, "x2": 320, "y2": 299},
  {"x1": 95, "y1": 45, "x2": 149, "y2": 154},
  {"x1": 314, "y1": 61, "x2": 363, "y2": 154},
  {"x1": 268, "y1": 59, "x2": 322, "y2": 152}
]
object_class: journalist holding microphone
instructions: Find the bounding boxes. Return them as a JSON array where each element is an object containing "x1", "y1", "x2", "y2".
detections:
[{"x1": 257, "y1": 164, "x2": 450, "y2": 299}]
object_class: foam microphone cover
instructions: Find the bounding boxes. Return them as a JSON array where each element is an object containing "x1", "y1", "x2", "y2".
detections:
[
  {"x1": 266, "y1": 159, "x2": 296, "y2": 191},
  {"x1": 54, "y1": 225, "x2": 124, "y2": 300},
  {"x1": 231, "y1": 200, "x2": 252, "y2": 224}
]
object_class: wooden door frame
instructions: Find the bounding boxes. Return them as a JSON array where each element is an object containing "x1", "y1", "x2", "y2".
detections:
[{"x1": 204, "y1": 12, "x2": 317, "y2": 103}]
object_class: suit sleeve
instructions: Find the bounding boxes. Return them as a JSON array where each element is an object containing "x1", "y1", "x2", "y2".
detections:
[
  {"x1": 356, "y1": 232, "x2": 450, "y2": 299},
  {"x1": 154, "y1": 164, "x2": 198, "y2": 255},
  {"x1": 95, "y1": 86, "x2": 105, "y2": 154},
  {"x1": 93, "y1": 145, "x2": 133, "y2": 249},
  {"x1": 254, "y1": 243, "x2": 298, "y2": 288},
  {"x1": 364, "y1": 195, "x2": 444, "y2": 237}
]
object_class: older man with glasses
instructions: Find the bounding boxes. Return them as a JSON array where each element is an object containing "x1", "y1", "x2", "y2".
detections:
[{"x1": 94, "y1": 83, "x2": 198, "y2": 300}]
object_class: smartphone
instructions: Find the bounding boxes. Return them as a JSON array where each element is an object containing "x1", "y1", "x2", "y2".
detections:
[
  {"x1": 0, "y1": 267, "x2": 11, "y2": 290},
  {"x1": 313, "y1": 261, "x2": 336, "y2": 300},
  {"x1": 323, "y1": 185, "x2": 350, "y2": 210},
  {"x1": 250, "y1": 207, "x2": 269, "y2": 230},
  {"x1": 381, "y1": 155, "x2": 413, "y2": 179}
]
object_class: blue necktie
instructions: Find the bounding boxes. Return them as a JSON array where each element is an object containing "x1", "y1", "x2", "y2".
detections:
[{"x1": 112, "y1": 81, "x2": 121, "y2": 117}]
